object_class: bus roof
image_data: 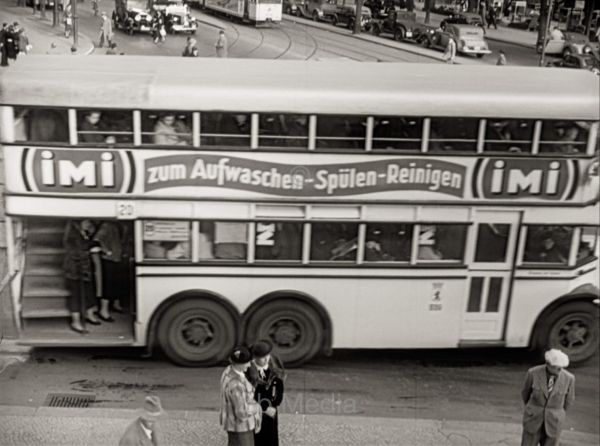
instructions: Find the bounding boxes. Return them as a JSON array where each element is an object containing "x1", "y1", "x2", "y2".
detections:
[{"x1": 1, "y1": 56, "x2": 598, "y2": 120}]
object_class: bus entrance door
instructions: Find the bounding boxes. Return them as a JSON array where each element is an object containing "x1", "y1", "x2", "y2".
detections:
[{"x1": 460, "y1": 211, "x2": 521, "y2": 343}]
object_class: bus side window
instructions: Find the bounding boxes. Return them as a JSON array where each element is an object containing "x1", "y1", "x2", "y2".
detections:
[
  {"x1": 484, "y1": 119, "x2": 534, "y2": 153},
  {"x1": 576, "y1": 226, "x2": 598, "y2": 264},
  {"x1": 372, "y1": 117, "x2": 422, "y2": 151},
  {"x1": 474, "y1": 224, "x2": 509, "y2": 262},
  {"x1": 77, "y1": 109, "x2": 133, "y2": 145},
  {"x1": 523, "y1": 225, "x2": 572, "y2": 265},
  {"x1": 417, "y1": 224, "x2": 467, "y2": 262},
  {"x1": 316, "y1": 115, "x2": 366, "y2": 150},
  {"x1": 200, "y1": 113, "x2": 251, "y2": 148},
  {"x1": 310, "y1": 223, "x2": 359, "y2": 262},
  {"x1": 538, "y1": 120, "x2": 589, "y2": 155},
  {"x1": 212, "y1": 222, "x2": 248, "y2": 260},
  {"x1": 428, "y1": 117, "x2": 478, "y2": 152},
  {"x1": 255, "y1": 222, "x2": 303, "y2": 261},
  {"x1": 14, "y1": 107, "x2": 69, "y2": 143},
  {"x1": 259, "y1": 114, "x2": 309, "y2": 149},
  {"x1": 142, "y1": 220, "x2": 191, "y2": 261},
  {"x1": 142, "y1": 111, "x2": 191, "y2": 146},
  {"x1": 364, "y1": 223, "x2": 412, "y2": 262}
]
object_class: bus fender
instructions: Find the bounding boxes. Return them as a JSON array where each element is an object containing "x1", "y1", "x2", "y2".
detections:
[
  {"x1": 143, "y1": 289, "x2": 241, "y2": 357},
  {"x1": 242, "y1": 290, "x2": 333, "y2": 356},
  {"x1": 528, "y1": 283, "x2": 600, "y2": 349}
]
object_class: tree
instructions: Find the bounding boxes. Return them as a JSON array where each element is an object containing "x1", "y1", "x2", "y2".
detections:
[
  {"x1": 424, "y1": 0, "x2": 434, "y2": 23},
  {"x1": 40, "y1": 0, "x2": 47, "y2": 18}
]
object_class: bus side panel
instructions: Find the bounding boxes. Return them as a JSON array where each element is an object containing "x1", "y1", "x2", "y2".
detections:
[
  {"x1": 505, "y1": 276, "x2": 585, "y2": 348},
  {"x1": 135, "y1": 270, "x2": 464, "y2": 348},
  {"x1": 356, "y1": 277, "x2": 464, "y2": 348}
]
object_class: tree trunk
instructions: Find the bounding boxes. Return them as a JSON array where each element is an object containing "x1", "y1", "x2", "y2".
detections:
[
  {"x1": 424, "y1": 0, "x2": 432, "y2": 23},
  {"x1": 40, "y1": 0, "x2": 47, "y2": 18},
  {"x1": 537, "y1": 0, "x2": 550, "y2": 50}
]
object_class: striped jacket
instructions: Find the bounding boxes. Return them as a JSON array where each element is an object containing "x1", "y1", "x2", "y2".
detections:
[{"x1": 219, "y1": 365, "x2": 261, "y2": 433}]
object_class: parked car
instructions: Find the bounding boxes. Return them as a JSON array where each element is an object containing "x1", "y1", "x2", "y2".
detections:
[
  {"x1": 283, "y1": 0, "x2": 306, "y2": 16},
  {"x1": 151, "y1": 0, "x2": 198, "y2": 34},
  {"x1": 422, "y1": 24, "x2": 491, "y2": 58},
  {"x1": 440, "y1": 12, "x2": 484, "y2": 30},
  {"x1": 540, "y1": 31, "x2": 595, "y2": 57},
  {"x1": 305, "y1": 0, "x2": 372, "y2": 30},
  {"x1": 371, "y1": 8, "x2": 434, "y2": 42},
  {"x1": 113, "y1": 0, "x2": 153, "y2": 34},
  {"x1": 547, "y1": 53, "x2": 600, "y2": 75}
]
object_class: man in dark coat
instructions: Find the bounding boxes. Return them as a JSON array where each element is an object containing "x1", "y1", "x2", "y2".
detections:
[
  {"x1": 246, "y1": 340, "x2": 285, "y2": 446},
  {"x1": 1, "y1": 23, "x2": 10, "y2": 67},
  {"x1": 521, "y1": 349, "x2": 575, "y2": 446},
  {"x1": 119, "y1": 395, "x2": 165, "y2": 446},
  {"x1": 5, "y1": 23, "x2": 19, "y2": 61}
]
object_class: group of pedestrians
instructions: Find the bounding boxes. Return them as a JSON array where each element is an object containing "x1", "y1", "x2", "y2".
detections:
[
  {"x1": 181, "y1": 30, "x2": 228, "y2": 58},
  {"x1": 0, "y1": 22, "x2": 31, "y2": 67},
  {"x1": 220, "y1": 341, "x2": 285, "y2": 446}
]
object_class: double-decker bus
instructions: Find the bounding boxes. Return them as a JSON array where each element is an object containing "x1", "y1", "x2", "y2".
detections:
[
  {"x1": 197, "y1": 0, "x2": 282, "y2": 25},
  {"x1": 0, "y1": 57, "x2": 598, "y2": 367}
]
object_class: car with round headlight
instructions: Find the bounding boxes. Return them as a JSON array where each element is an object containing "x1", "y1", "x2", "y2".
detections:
[
  {"x1": 113, "y1": 0, "x2": 153, "y2": 34},
  {"x1": 422, "y1": 24, "x2": 491, "y2": 58},
  {"x1": 541, "y1": 31, "x2": 596, "y2": 58}
]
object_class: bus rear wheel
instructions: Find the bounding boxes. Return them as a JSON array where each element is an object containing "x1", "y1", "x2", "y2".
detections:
[
  {"x1": 245, "y1": 300, "x2": 323, "y2": 367},
  {"x1": 158, "y1": 299, "x2": 237, "y2": 366},
  {"x1": 541, "y1": 302, "x2": 599, "y2": 364}
]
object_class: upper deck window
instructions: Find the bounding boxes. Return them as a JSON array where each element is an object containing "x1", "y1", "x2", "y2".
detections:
[
  {"x1": 316, "y1": 115, "x2": 366, "y2": 150},
  {"x1": 201, "y1": 113, "x2": 251, "y2": 148},
  {"x1": 428, "y1": 117, "x2": 478, "y2": 152},
  {"x1": 258, "y1": 114, "x2": 309, "y2": 149},
  {"x1": 372, "y1": 117, "x2": 422, "y2": 151},
  {"x1": 538, "y1": 120, "x2": 590, "y2": 155},
  {"x1": 142, "y1": 111, "x2": 192, "y2": 146},
  {"x1": 77, "y1": 110, "x2": 133, "y2": 145},
  {"x1": 13, "y1": 107, "x2": 69, "y2": 143},
  {"x1": 484, "y1": 119, "x2": 534, "y2": 153}
]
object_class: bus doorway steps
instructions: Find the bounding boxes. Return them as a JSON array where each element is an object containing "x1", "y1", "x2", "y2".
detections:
[{"x1": 19, "y1": 313, "x2": 135, "y2": 345}]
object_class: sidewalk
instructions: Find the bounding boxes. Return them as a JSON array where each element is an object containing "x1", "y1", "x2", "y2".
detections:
[
  {"x1": 0, "y1": 0, "x2": 94, "y2": 56},
  {"x1": 0, "y1": 405, "x2": 597, "y2": 445}
]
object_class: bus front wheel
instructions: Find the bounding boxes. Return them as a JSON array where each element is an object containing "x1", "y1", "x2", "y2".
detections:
[
  {"x1": 158, "y1": 299, "x2": 237, "y2": 366},
  {"x1": 541, "y1": 301, "x2": 599, "y2": 364},
  {"x1": 245, "y1": 299, "x2": 323, "y2": 367}
]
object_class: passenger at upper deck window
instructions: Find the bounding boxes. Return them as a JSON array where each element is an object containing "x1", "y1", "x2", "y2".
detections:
[
  {"x1": 153, "y1": 113, "x2": 191, "y2": 145},
  {"x1": 79, "y1": 111, "x2": 116, "y2": 144}
]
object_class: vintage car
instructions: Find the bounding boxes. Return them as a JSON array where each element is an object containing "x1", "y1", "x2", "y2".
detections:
[
  {"x1": 540, "y1": 31, "x2": 596, "y2": 57},
  {"x1": 305, "y1": 0, "x2": 372, "y2": 30},
  {"x1": 151, "y1": 0, "x2": 198, "y2": 33},
  {"x1": 371, "y1": 8, "x2": 435, "y2": 43},
  {"x1": 422, "y1": 24, "x2": 491, "y2": 58},
  {"x1": 283, "y1": 0, "x2": 306, "y2": 15},
  {"x1": 113, "y1": 0, "x2": 153, "y2": 34},
  {"x1": 547, "y1": 53, "x2": 600, "y2": 75},
  {"x1": 440, "y1": 12, "x2": 484, "y2": 30}
]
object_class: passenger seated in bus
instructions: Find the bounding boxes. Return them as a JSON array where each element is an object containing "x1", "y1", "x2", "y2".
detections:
[
  {"x1": 18, "y1": 108, "x2": 69, "y2": 142},
  {"x1": 541, "y1": 121, "x2": 585, "y2": 154},
  {"x1": 144, "y1": 241, "x2": 167, "y2": 259},
  {"x1": 364, "y1": 226, "x2": 411, "y2": 261},
  {"x1": 576, "y1": 241, "x2": 593, "y2": 262},
  {"x1": 153, "y1": 113, "x2": 190, "y2": 145},
  {"x1": 79, "y1": 111, "x2": 116, "y2": 144},
  {"x1": 525, "y1": 234, "x2": 568, "y2": 263},
  {"x1": 213, "y1": 114, "x2": 250, "y2": 146}
]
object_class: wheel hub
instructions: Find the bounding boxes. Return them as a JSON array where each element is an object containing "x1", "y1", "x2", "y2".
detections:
[
  {"x1": 559, "y1": 321, "x2": 588, "y2": 348},
  {"x1": 182, "y1": 318, "x2": 214, "y2": 346},
  {"x1": 269, "y1": 319, "x2": 301, "y2": 347}
]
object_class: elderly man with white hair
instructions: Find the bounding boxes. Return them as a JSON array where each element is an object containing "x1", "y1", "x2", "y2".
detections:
[{"x1": 520, "y1": 349, "x2": 575, "y2": 446}]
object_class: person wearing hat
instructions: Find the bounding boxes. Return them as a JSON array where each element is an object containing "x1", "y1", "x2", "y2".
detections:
[
  {"x1": 246, "y1": 340, "x2": 285, "y2": 446},
  {"x1": 220, "y1": 346, "x2": 262, "y2": 446},
  {"x1": 98, "y1": 11, "x2": 113, "y2": 48},
  {"x1": 119, "y1": 395, "x2": 165, "y2": 446},
  {"x1": 520, "y1": 349, "x2": 575, "y2": 446}
]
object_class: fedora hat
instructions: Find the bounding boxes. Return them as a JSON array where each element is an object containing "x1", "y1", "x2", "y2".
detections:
[{"x1": 140, "y1": 395, "x2": 165, "y2": 419}]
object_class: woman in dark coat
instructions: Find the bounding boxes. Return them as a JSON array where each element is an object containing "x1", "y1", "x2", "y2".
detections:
[
  {"x1": 5, "y1": 24, "x2": 19, "y2": 61},
  {"x1": 246, "y1": 340, "x2": 285, "y2": 446}
]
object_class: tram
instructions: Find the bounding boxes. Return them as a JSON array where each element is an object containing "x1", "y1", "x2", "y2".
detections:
[{"x1": 197, "y1": 0, "x2": 282, "y2": 25}]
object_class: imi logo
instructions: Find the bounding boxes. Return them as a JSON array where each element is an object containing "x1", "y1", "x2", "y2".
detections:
[
  {"x1": 24, "y1": 148, "x2": 133, "y2": 193},
  {"x1": 474, "y1": 158, "x2": 577, "y2": 201}
]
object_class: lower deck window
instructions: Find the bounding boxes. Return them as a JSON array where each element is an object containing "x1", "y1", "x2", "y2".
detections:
[
  {"x1": 310, "y1": 223, "x2": 359, "y2": 261},
  {"x1": 364, "y1": 223, "x2": 412, "y2": 262},
  {"x1": 417, "y1": 224, "x2": 467, "y2": 262},
  {"x1": 142, "y1": 220, "x2": 191, "y2": 260},
  {"x1": 523, "y1": 225, "x2": 572, "y2": 265},
  {"x1": 255, "y1": 222, "x2": 303, "y2": 261}
]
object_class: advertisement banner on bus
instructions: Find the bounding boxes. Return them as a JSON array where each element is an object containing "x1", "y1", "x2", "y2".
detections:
[{"x1": 8, "y1": 147, "x2": 599, "y2": 204}]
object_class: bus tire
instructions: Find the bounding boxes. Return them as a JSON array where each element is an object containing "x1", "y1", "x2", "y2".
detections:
[
  {"x1": 538, "y1": 301, "x2": 599, "y2": 364},
  {"x1": 245, "y1": 299, "x2": 323, "y2": 367},
  {"x1": 157, "y1": 299, "x2": 237, "y2": 366}
]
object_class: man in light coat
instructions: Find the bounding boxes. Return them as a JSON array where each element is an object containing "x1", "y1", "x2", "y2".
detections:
[
  {"x1": 443, "y1": 37, "x2": 456, "y2": 64},
  {"x1": 119, "y1": 395, "x2": 165, "y2": 446},
  {"x1": 520, "y1": 349, "x2": 575, "y2": 446},
  {"x1": 220, "y1": 346, "x2": 262, "y2": 446},
  {"x1": 99, "y1": 11, "x2": 113, "y2": 48}
]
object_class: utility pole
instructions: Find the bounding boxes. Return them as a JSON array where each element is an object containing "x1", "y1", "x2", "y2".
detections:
[
  {"x1": 539, "y1": 0, "x2": 553, "y2": 67},
  {"x1": 52, "y1": 0, "x2": 59, "y2": 27},
  {"x1": 354, "y1": 0, "x2": 363, "y2": 34},
  {"x1": 72, "y1": 0, "x2": 79, "y2": 47}
]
